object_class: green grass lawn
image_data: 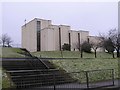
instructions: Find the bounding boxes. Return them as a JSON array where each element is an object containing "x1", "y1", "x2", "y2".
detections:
[
  {"x1": 33, "y1": 51, "x2": 119, "y2": 83},
  {"x1": 1, "y1": 48, "x2": 119, "y2": 85},
  {"x1": 50, "y1": 58, "x2": 119, "y2": 83},
  {"x1": 32, "y1": 51, "x2": 115, "y2": 58},
  {"x1": 1, "y1": 47, "x2": 29, "y2": 58}
]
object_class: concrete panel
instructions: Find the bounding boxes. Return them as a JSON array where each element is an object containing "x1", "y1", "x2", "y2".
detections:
[
  {"x1": 41, "y1": 28, "x2": 55, "y2": 51},
  {"x1": 49, "y1": 25, "x2": 60, "y2": 51},
  {"x1": 79, "y1": 31, "x2": 89, "y2": 44},
  {"x1": 22, "y1": 19, "x2": 37, "y2": 52},
  {"x1": 59, "y1": 25, "x2": 70, "y2": 49},
  {"x1": 34, "y1": 18, "x2": 51, "y2": 29},
  {"x1": 70, "y1": 30, "x2": 79, "y2": 51}
]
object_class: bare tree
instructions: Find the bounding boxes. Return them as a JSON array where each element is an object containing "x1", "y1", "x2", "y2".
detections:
[
  {"x1": 75, "y1": 42, "x2": 83, "y2": 58},
  {"x1": 108, "y1": 29, "x2": 120, "y2": 58},
  {"x1": 89, "y1": 37, "x2": 103, "y2": 58},
  {"x1": 100, "y1": 35, "x2": 113, "y2": 58},
  {"x1": 1, "y1": 34, "x2": 8, "y2": 47},
  {"x1": 6, "y1": 36, "x2": 12, "y2": 47},
  {"x1": 90, "y1": 42, "x2": 99, "y2": 58},
  {"x1": 99, "y1": 29, "x2": 120, "y2": 58},
  {"x1": 1, "y1": 34, "x2": 13, "y2": 47}
]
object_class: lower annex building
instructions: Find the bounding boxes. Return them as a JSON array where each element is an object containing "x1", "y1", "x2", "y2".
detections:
[{"x1": 22, "y1": 18, "x2": 100, "y2": 52}]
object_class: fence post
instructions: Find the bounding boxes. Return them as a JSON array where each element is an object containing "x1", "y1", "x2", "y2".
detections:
[
  {"x1": 53, "y1": 73, "x2": 56, "y2": 90},
  {"x1": 85, "y1": 71, "x2": 89, "y2": 89},
  {"x1": 112, "y1": 69, "x2": 115, "y2": 86}
]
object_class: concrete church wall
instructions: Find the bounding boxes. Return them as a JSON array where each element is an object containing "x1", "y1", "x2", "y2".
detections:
[
  {"x1": 49, "y1": 25, "x2": 60, "y2": 51},
  {"x1": 41, "y1": 28, "x2": 55, "y2": 51},
  {"x1": 59, "y1": 25, "x2": 70, "y2": 47},
  {"x1": 22, "y1": 18, "x2": 101, "y2": 52},
  {"x1": 70, "y1": 30, "x2": 79, "y2": 51},
  {"x1": 22, "y1": 19, "x2": 37, "y2": 52},
  {"x1": 80, "y1": 31, "x2": 89, "y2": 44}
]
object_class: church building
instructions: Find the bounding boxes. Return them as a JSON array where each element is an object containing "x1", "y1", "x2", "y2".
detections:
[{"x1": 22, "y1": 18, "x2": 99, "y2": 52}]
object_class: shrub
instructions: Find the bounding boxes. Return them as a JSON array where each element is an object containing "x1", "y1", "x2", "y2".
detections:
[
  {"x1": 81, "y1": 41, "x2": 91, "y2": 53},
  {"x1": 62, "y1": 43, "x2": 71, "y2": 51}
]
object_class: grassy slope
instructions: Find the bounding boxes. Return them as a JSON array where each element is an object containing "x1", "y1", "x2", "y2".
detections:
[
  {"x1": 33, "y1": 51, "x2": 119, "y2": 82},
  {"x1": 32, "y1": 51, "x2": 115, "y2": 58},
  {"x1": 1, "y1": 47, "x2": 28, "y2": 58},
  {"x1": 51, "y1": 58, "x2": 118, "y2": 72},
  {"x1": 1, "y1": 48, "x2": 119, "y2": 84},
  {"x1": 50, "y1": 58, "x2": 118, "y2": 83}
]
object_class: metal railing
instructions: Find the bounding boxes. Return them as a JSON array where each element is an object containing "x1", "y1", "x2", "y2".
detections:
[
  {"x1": 20, "y1": 48, "x2": 50, "y2": 69},
  {"x1": 83, "y1": 69, "x2": 115, "y2": 88},
  {"x1": 9, "y1": 69, "x2": 115, "y2": 89}
]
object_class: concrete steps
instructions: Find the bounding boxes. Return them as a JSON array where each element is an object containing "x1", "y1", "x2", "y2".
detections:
[
  {"x1": 2, "y1": 48, "x2": 74, "y2": 88},
  {"x1": 3, "y1": 58, "x2": 74, "y2": 88}
]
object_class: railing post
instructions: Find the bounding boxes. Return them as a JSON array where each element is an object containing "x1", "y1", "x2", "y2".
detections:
[
  {"x1": 85, "y1": 71, "x2": 89, "y2": 89},
  {"x1": 112, "y1": 69, "x2": 115, "y2": 86},
  {"x1": 53, "y1": 73, "x2": 56, "y2": 90}
]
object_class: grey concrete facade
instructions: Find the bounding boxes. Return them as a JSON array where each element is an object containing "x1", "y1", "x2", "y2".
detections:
[{"x1": 22, "y1": 18, "x2": 98, "y2": 52}]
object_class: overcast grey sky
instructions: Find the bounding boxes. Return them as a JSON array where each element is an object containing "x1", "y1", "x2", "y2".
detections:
[{"x1": 2, "y1": 2, "x2": 118, "y2": 45}]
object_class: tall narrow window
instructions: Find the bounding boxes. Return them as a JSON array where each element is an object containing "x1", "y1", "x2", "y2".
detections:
[
  {"x1": 37, "y1": 21, "x2": 41, "y2": 51},
  {"x1": 59, "y1": 27, "x2": 61, "y2": 51},
  {"x1": 78, "y1": 33, "x2": 80, "y2": 51},
  {"x1": 88, "y1": 38, "x2": 90, "y2": 43},
  {"x1": 69, "y1": 33, "x2": 71, "y2": 51}
]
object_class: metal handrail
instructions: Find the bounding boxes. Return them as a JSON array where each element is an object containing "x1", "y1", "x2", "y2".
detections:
[
  {"x1": 21, "y1": 48, "x2": 50, "y2": 69},
  {"x1": 69, "y1": 69, "x2": 114, "y2": 73},
  {"x1": 33, "y1": 56, "x2": 50, "y2": 69},
  {"x1": 7, "y1": 69, "x2": 59, "y2": 73}
]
